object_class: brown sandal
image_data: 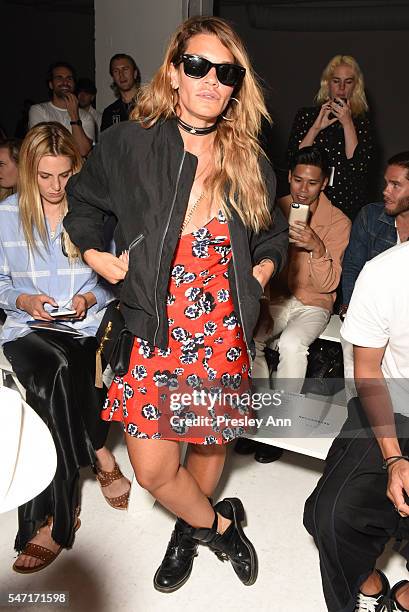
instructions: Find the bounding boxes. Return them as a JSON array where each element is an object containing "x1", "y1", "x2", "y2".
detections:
[
  {"x1": 96, "y1": 462, "x2": 131, "y2": 510},
  {"x1": 12, "y1": 515, "x2": 81, "y2": 574}
]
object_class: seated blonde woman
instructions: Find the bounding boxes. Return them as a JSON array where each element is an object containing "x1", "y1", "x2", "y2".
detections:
[{"x1": 0, "y1": 122, "x2": 130, "y2": 573}]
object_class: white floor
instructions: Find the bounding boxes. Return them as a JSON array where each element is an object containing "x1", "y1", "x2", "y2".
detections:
[{"x1": 1, "y1": 427, "x2": 407, "y2": 612}]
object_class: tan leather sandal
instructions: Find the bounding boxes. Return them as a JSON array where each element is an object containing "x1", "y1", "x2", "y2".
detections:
[
  {"x1": 12, "y1": 515, "x2": 81, "y2": 574},
  {"x1": 96, "y1": 462, "x2": 130, "y2": 510}
]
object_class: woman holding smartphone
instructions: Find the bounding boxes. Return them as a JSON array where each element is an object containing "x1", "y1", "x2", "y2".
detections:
[
  {"x1": 0, "y1": 123, "x2": 130, "y2": 574},
  {"x1": 287, "y1": 54, "x2": 374, "y2": 220}
]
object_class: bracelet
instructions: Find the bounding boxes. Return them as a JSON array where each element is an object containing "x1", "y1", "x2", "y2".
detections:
[{"x1": 382, "y1": 455, "x2": 409, "y2": 470}]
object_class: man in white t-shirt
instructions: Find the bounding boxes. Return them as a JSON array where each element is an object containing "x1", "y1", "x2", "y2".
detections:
[
  {"x1": 29, "y1": 62, "x2": 94, "y2": 157},
  {"x1": 304, "y1": 242, "x2": 409, "y2": 612}
]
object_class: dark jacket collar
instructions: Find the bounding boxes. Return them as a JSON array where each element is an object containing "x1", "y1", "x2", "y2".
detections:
[{"x1": 377, "y1": 206, "x2": 396, "y2": 227}]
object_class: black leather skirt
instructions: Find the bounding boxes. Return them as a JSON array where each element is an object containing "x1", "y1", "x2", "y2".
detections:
[{"x1": 4, "y1": 331, "x2": 109, "y2": 550}]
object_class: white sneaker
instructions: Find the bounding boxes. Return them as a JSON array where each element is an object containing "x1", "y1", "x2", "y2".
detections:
[{"x1": 355, "y1": 592, "x2": 389, "y2": 611}]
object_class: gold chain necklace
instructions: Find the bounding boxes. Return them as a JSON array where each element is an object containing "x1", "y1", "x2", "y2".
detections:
[
  {"x1": 180, "y1": 192, "x2": 205, "y2": 235},
  {"x1": 49, "y1": 208, "x2": 64, "y2": 239}
]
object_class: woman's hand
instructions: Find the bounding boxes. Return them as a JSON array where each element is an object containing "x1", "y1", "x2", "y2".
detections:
[
  {"x1": 328, "y1": 98, "x2": 358, "y2": 158},
  {"x1": 83, "y1": 249, "x2": 128, "y2": 284},
  {"x1": 16, "y1": 293, "x2": 58, "y2": 320},
  {"x1": 289, "y1": 221, "x2": 326, "y2": 257},
  {"x1": 312, "y1": 101, "x2": 338, "y2": 132},
  {"x1": 252, "y1": 259, "x2": 275, "y2": 290},
  {"x1": 328, "y1": 97, "x2": 353, "y2": 127},
  {"x1": 71, "y1": 294, "x2": 89, "y2": 319},
  {"x1": 119, "y1": 250, "x2": 129, "y2": 266},
  {"x1": 299, "y1": 102, "x2": 338, "y2": 149}
]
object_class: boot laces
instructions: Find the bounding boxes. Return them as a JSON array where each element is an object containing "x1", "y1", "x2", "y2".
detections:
[
  {"x1": 165, "y1": 529, "x2": 181, "y2": 556},
  {"x1": 166, "y1": 527, "x2": 196, "y2": 559},
  {"x1": 355, "y1": 592, "x2": 390, "y2": 612}
]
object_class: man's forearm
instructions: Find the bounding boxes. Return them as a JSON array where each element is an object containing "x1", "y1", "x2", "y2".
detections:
[
  {"x1": 355, "y1": 359, "x2": 400, "y2": 458},
  {"x1": 71, "y1": 125, "x2": 92, "y2": 156}
]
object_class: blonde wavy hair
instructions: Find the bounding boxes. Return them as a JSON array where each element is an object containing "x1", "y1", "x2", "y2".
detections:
[
  {"x1": 131, "y1": 16, "x2": 272, "y2": 232},
  {"x1": 18, "y1": 122, "x2": 82, "y2": 258},
  {"x1": 315, "y1": 55, "x2": 368, "y2": 116}
]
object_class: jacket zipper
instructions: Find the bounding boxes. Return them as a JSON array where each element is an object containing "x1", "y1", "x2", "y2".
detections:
[
  {"x1": 153, "y1": 151, "x2": 186, "y2": 345},
  {"x1": 128, "y1": 233, "x2": 144, "y2": 251},
  {"x1": 228, "y1": 217, "x2": 252, "y2": 363}
]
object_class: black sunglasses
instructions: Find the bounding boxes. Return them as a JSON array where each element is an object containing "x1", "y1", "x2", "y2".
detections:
[{"x1": 176, "y1": 54, "x2": 245, "y2": 87}]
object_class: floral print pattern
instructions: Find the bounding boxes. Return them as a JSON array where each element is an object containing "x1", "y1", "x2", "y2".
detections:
[{"x1": 103, "y1": 211, "x2": 251, "y2": 444}]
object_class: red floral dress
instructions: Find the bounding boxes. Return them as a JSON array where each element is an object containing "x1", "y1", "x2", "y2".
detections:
[{"x1": 102, "y1": 211, "x2": 252, "y2": 444}]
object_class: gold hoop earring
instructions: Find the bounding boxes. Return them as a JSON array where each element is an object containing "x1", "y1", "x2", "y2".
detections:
[{"x1": 222, "y1": 97, "x2": 240, "y2": 122}]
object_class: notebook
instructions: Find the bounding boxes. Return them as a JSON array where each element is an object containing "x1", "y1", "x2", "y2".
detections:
[{"x1": 27, "y1": 320, "x2": 84, "y2": 337}]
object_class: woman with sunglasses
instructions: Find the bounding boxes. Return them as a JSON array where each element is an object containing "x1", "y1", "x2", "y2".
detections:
[
  {"x1": 0, "y1": 123, "x2": 130, "y2": 574},
  {"x1": 65, "y1": 16, "x2": 288, "y2": 591}
]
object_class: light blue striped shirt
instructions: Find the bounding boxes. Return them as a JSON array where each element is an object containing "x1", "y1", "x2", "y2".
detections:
[{"x1": 0, "y1": 193, "x2": 114, "y2": 344}]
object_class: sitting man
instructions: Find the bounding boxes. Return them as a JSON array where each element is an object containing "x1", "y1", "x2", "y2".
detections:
[
  {"x1": 304, "y1": 240, "x2": 409, "y2": 612},
  {"x1": 253, "y1": 145, "x2": 351, "y2": 391},
  {"x1": 235, "y1": 146, "x2": 351, "y2": 462},
  {"x1": 29, "y1": 62, "x2": 94, "y2": 157},
  {"x1": 340, "y1": 151, "x2": 409, "y2": 401}
]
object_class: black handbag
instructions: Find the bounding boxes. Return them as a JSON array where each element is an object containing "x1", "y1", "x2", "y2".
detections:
[
  {"x1": 95, "y1": 300, "x2": 134, "y2": 386},
  {"x1": 264, "y1": 339, "x2": 344, "y2": 396},
  {"x1": 302, "y1": 338, "x2": 345, "y2": 396}
]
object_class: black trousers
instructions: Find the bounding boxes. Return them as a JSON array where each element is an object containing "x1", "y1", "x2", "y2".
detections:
[
  {"x1": 4, "y1": 331, "x2": 109, "y2": 550},
  {"x1": 304, "y1": 399, "x2": 409, "y2": 612}
]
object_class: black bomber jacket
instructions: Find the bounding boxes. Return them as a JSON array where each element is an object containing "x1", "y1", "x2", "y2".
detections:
[{"x1": 64, "y1": 118, "x2": 289, "y2": 357}]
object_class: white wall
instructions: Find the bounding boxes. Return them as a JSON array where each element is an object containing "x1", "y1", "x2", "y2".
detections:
[{"x1": 95, "y1": 0, "x2": 185, "y2": 111}]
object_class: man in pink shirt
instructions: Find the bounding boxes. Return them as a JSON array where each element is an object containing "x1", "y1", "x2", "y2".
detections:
[
  {"x1": 235, "y1": 146, "x2": 351, "y2": 462},
  {"x1": 253, "y1": 146, "x2": 351, "y2": 393}
]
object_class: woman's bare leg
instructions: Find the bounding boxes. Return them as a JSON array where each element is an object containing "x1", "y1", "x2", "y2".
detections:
[
  {"x1": 14, "y1": 446, "x2": 128, "y2": 571},
  {"x1": 136, "y1": 437, "x2": 256, "y2": 590},
  {"x1": 185, "y1": 443, "x2": 227, "y2": 498},
  {"x1": 126, "y1": 437, "x2": 216, "y2": 528}
]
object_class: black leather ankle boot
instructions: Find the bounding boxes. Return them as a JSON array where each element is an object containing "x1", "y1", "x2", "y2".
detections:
[
  {"x1": 192, "y1": 497, "x2": 258, "y2": 586},
  {"x1": 153, "y1": 517, "x2": 199, "y2": 593}
]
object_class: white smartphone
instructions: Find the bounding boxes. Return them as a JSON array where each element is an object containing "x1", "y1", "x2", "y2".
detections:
[
  {"x1": 49, "y1": 308, "x2": 77, "y2": 318},
  {"x1": 288, "y1": 202, "x2": 310, "y2": 243}
]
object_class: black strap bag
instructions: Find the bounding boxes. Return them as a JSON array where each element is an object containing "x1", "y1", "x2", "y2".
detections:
[
  {"x1": 264, "y1": 339, "x2": 345, "y2": 397},
  {"x1": 95, "y1": 300, "x2": 134, "y2": 386},
  {"x1": 302, "y1": 338, "x2": 345, "y2": 396}
]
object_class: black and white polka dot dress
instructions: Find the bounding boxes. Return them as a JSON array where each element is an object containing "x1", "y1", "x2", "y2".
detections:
[{"x1": 287, "y1": 106, "x2": 374, "y2": 220}]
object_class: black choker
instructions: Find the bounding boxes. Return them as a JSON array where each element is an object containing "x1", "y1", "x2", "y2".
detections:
[{"x1": 177, "y1": 117, "x2": 218, "y2": 135}]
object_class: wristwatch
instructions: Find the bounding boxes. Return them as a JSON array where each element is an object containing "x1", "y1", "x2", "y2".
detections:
[{"x1": 70, "y1": 119, "x2": 82, "y2": 126}]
